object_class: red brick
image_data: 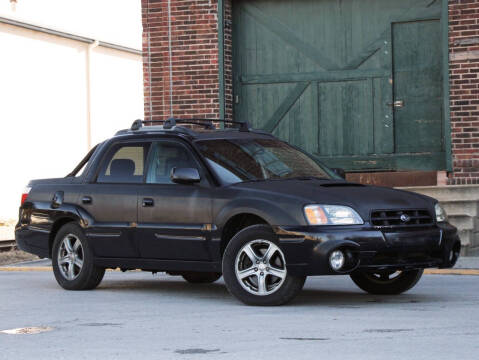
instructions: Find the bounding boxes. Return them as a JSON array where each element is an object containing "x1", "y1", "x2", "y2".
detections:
[
  {"x1": 448, "y1": 0, "x2": 479, "y2": 184},
  {"x1": 142, "y1": 0, "x2": 222, "y2": 121}
]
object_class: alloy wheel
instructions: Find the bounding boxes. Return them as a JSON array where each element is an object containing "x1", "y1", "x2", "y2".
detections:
[
  {"x1": 234, "y1": 239, "x2": 287, "y2": 296},
  {"x1": 57, "y1": 234, "x2": 84, "y2": 280},
  {"x1": 364, "y1": 270, "x2": 404, "y2": 284}
]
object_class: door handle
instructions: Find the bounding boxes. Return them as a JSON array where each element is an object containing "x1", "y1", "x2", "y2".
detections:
[
  {"x1": 142, "y1": 198, "x2": 154, "y2": 207},
  {"x1": 387, "y1": 100, "x2": 404, "y2": 108},
  {"x1": 82, "y1": 196, "x2": 92, "y2": 204}
]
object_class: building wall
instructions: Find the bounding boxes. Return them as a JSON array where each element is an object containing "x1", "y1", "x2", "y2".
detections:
[
  {"x1": 141, "y1": 0, "x2": 221, "y2": 121},
  {"x1": 141, "y1": 0, "x2": 479, "y2": 184},
  {"x1": 448, "y1": 0, "x2": 479, "y2": 185},
  {"x1": 0, "y1": 0, "x2": 141, "y2": 49},
  {"x1": 0, "y1": 24, "x2": 144, "y2": 221},
  {"x1": 224, "y1": 0, "x2": 233, "y2": 120},
  {"x1": 0, "y1": 0, "x2": 144, "y2": 222}
]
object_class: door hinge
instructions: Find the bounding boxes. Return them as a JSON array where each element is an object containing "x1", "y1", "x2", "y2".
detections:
[{"x1": 235, "y1": 95, "x2": 240, "y2": 104}]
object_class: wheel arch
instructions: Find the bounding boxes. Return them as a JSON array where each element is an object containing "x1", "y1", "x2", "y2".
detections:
[
  {"x1": 49, "y1": 216, "x2": 80, "y2": 257},
  {"x1": 215, "y1": 198, "x2": 302, "y2": 259},
  {"x1": 47, "y1": 204, "x2": 95, "y2": 257},
  {"x1": 219, "y1": 213, "x2": 269, "y2": 257}
]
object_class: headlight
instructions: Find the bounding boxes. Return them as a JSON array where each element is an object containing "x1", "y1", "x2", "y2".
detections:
[
  {"x1": 304, "y1": 205, "x2": 363, "y2": 225},
  {"x1": 435, "y1": 203, "x2": 448, "y2": 222}
]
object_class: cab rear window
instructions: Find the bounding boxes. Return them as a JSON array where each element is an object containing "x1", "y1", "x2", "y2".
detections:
[{"x1": 97, "y1": 143, "x2": 150, "y2": 183}]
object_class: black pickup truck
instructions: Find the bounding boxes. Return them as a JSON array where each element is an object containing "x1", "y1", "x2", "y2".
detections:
[{"x1": 16, "y1": 118, "x2": 461, "y2": 305}]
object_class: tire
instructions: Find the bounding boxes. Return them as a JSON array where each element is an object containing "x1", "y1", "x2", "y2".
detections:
[
  {"x1": 350, "y1": 269, "x2": 424, "y2": 295},
  {"x1": 52, "y1": 223, "x2": 105, "y2": 290},
  {"x1": 222, "y1": 224, "x2": 306, "y2": 306},
  {"x1": 181, "y1": 272, "x2": 221, "y2": 284}
]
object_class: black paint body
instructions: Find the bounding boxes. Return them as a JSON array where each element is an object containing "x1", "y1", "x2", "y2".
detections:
[{"x1": 15, "y1": 128, "x2": 461, "y2": 275}]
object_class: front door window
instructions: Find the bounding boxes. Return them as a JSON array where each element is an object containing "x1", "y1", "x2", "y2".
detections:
[{"x1": 146, "y1": 141, "x2": 202, "y2": 184}]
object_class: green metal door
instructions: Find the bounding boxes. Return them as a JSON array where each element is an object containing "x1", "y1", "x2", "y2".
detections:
[{"x1": 233, "y1": 0, "x2": 446, "y2": 171}]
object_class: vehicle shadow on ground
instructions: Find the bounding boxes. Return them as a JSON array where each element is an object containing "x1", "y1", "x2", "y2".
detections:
[
  {"x1": 95, "y1": 277, "x2": 442, "y2": 307},
  {"x1": 294, "y1": 288, "x2": 440, "y2": 307},
  {"x1": 97, "y1": 278, "x2": 233, "y2": 299}
]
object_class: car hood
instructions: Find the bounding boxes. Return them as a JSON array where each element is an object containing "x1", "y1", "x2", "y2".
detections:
[{"x1": 230, "y1": 179, "x2": 436, "y2": 221}]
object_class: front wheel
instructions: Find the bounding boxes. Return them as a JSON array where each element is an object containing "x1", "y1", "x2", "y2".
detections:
[
  {"x1": 52, "y1": 223, "x2": 105, "y2": 290},
  {"x1": 350, "y1": 269, "x2": 424, "y2": 295},
  {"x1": 222, "y1": 225, "x2": 306, "y2": 306}
]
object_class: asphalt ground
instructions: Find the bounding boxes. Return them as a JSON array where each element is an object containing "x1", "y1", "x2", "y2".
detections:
[{"x1": 0, "y1": 268, "x2": 478, "y2": 360}]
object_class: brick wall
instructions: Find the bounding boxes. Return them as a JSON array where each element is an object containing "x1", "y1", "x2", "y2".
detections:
[
  {"x1": 448, "y1": 0, "x2": 479, "y2": 185},
  {"x1": 224, "y1": 0, "x2": 233, "y2": 120},
  {"x1": 142, "y1": 0, "x2": 221, "y2": 121}
]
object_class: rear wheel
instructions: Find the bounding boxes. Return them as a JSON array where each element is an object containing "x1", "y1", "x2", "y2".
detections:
[
  {"x1": 181, "y1": 272, "x2": 221, "y2": 284},
  {"x1": 222, "y1": 225, "x2": 306, "y2": 306},
  {"x1": 52, "y1": 223, "x2": 105, "y2": 290},
  {"x1": 350, "y1": 269, "x2": 423, "y2": 295}
]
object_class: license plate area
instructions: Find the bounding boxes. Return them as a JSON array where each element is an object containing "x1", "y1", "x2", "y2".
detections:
[{"x1": 382, "y1": 228, "x2": 441, "y2": 249}]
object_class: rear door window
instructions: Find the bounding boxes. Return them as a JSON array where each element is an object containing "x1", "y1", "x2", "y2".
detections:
[{"x1": 97, "y1": 142, "x2": 150, "y2": 183}]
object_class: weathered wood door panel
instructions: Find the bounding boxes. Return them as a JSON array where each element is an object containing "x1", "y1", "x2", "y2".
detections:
[
  {"x1": 393, "y1": 20, "x2": 444, "y2": 154},
  {"x1": 233, "y1": 0, "x2": 445, "y2": 171},
  {"x1": 240, "y1": 82, "x2": 319, "y2": 154},
  {"x1": 318, "y1": 80, "x2": 374, "y2": 156}
]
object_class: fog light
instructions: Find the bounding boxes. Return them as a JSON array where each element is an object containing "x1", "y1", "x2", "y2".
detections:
[{"x1": 329, "y1": 250, "x2": 345, "y2": 271}]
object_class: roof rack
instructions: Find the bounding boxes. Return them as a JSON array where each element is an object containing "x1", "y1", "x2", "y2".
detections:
[{"x1": 130, "y1": 118, "x2": 251, "y2": 132}]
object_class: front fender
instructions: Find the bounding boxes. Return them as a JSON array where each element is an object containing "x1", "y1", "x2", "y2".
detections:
[
  {"x1": 209, "y1": 197, "x2": 303, "y2": 262},
  {"x1": 215, "y1": 197, "x2": 303, "y2": 230}
]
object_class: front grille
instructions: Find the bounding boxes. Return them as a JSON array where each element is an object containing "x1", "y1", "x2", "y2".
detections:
[{"x1": 370, "y1": 209, "x2": 434, "y2": 228}]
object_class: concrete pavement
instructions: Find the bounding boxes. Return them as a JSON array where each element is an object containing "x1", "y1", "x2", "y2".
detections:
[{"x1": 0, "y1": 270, "x2": 478, "y2": 360}]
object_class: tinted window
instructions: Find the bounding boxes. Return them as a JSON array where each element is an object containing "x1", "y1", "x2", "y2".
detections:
[
  {"x1": 146, "y1": 141, "x2": 199, "y2": 184},
  {"x1": 97, "y1": 143, "x2": 150, "y2": 183},
  {"x1": 196, "y1": 138, "x2": 336, "y2": 184}
]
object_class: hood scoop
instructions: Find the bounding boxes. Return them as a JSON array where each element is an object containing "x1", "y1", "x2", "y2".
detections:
[{"x1": 319, "y1": 183, "x2": 364, "y2": 188}]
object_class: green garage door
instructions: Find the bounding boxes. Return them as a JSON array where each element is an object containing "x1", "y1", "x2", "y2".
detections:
[{"x1": 233, "y1": 0, "x2": 446, "y2": 171}]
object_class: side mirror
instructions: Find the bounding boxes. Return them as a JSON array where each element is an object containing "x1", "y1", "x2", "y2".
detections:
[
  {"x1": 170, "y1": 167, "x2": 201, "y2": 184},
  {"x1": 331, "y1": 168, "x2": 346, "y2": 179}
]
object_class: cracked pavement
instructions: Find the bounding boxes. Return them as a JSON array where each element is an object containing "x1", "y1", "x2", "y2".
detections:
[{"x1": 0, "y1": 271, "x2": 478, "y2": 359}]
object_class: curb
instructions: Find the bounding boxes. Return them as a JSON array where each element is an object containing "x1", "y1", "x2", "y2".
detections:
[
  {"x1": 0, "y1": 267, "x2": 52, "y2": 272},
  {"x1": 424, "y1": 269, "x2": 479, "y2": 275}
]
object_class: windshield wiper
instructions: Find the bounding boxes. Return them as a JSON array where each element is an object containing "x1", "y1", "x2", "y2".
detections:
[
  {"x1": 233, "y1": 178, "x2": 267, "y2": 184},
  {"x1": 234, "y1": 176, "x2": 333, "y2": 185}
]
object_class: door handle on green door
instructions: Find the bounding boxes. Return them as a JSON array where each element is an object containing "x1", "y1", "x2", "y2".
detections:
[
  {"x1": 142, "y1": 198, "x2": 154, "y2": 207},
  {"x1": 387, "y1": 100, "x2": 404, "y2": 108}
]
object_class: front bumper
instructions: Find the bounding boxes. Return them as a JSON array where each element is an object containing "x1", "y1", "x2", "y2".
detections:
[{"x1": 274, "y1": 223, "x2": 461, "y2": 276}]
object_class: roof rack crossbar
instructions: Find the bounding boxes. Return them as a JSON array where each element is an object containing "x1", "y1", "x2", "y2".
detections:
[
  {"x1": 130, "y1": 118, "x2": 250, "y2": 132},
  {"x1": 161, "y1": 118, "x2": 216, "y2": 130}
]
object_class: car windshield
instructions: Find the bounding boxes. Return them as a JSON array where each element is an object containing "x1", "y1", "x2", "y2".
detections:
[{"x1": 195, "y1": 138, "x2": 337, "y2": 184}]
